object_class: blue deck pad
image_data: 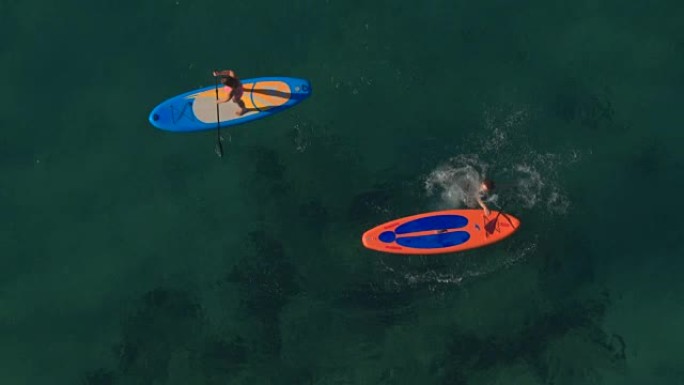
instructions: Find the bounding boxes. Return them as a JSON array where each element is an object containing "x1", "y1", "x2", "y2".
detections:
[
  {"x1": 395, "y1": 215, "x2": 468, "y2": 234},
  {"x1": 379, "y1": 231, "x2": 396, "y2": 243},
  {"x1": 396, "y1": 231, "x2": 471, "y2": 249}
]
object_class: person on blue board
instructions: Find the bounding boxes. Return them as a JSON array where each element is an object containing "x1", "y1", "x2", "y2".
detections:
[
  {"x1": 213, "y1": 69, "x2": 247, "y2": 116},
  {"x1": 476, "y1": 178, "x2": 495, "y2": 216}
]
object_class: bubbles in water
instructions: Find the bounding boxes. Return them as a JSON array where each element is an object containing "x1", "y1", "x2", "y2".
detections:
[
  {"x1": 546, "y1": 187, "x2": 570, "y2": 215},
  {"x1": 480, "y1": 107, "x2": 528, "y2": 155},
  {"x1": 374, "y1": 237, "x2": 536, "y2": 292},
  {"x1": 423, "y1": 106, "x2": 585, "y2": 216},
  {"x1": 293, "y1": 121, "x2": 313, "y2": 153},
  {"x1": 424, "y1": 154, "x2": 495, "y2": 210},
  {"x1": 481, "y1": 127, "x2": 507, "y2": 153},
  {"x1": 365, "y1": 105, "x2": 592, "y2": 294},
  {"x1": 512, "y1": 164, "x2": 543, "y2": 209},
  {"x1": 404, "y1": 270, "x2": 464, "y2": 290},
  {"x1": 330, "y1": 74, "x2": 372, "y2": 95}
]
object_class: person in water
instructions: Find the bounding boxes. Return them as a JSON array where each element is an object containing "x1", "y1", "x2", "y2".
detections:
[
  {"x1": 476, "y1": 178, "x2": 495, "y2": 216},
  {"x1": 212, "y1": 69, "x2": 247, "y2": 116}
]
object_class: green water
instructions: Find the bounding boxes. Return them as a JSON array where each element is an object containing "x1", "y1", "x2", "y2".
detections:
[{"x1": 2, "y1": 0, "x2": 684, "y2": 384}]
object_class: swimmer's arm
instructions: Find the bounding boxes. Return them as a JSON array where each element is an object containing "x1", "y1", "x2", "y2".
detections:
[
  {"x1": 213, "y1": 69, "x2": 235, "y2": 77},
  {"x1": 477, "y1": 197, "x2": 491, "y2": 216}
]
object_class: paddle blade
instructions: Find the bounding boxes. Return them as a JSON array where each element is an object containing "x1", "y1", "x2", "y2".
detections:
[
  {"x1": 484, "y1": 217, "x2": 498, "y2": 234},
  {"x1": 215, "y1": 141, "x2": 223, "y2": 158}
]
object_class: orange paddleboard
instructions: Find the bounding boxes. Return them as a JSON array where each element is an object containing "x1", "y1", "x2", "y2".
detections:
[{"x1": 361, "y1": 209, "x2": 520, "y2": 255}]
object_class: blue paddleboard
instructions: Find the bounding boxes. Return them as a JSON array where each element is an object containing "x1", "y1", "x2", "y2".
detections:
[{"x1": 149, "y1": 77, "x2": 311, "y2": 132}]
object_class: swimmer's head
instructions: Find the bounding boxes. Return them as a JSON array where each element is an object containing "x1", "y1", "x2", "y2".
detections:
[{"x1": 481, "y1": 179, "x2": 495, "y2": 192}]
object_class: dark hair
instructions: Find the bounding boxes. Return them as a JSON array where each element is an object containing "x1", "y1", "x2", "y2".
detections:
[
  {"x1": 482, "y1": 179, "x2": 495, "y2": 190},
  {"x1": 221, "y1": 76, "x2": 238, "y2": 87}
]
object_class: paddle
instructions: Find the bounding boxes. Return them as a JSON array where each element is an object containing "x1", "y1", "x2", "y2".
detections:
[
  {"x1": 485, "y1": 200, "x2": 517, "y2": 234},
  {"x1": 213, "y1": 72, "x2": 223, "y2": 158},
  {"x1": 484, "y1": 209, "x2": 504, "y2": 234}
]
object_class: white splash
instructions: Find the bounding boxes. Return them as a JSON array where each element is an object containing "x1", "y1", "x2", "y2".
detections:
[
  {"x1": 512, "y1": 164, "x2": 544, "y2": 209},
  {"x1": 292, "y1": 118, "x2": 318, "y2": 153},
  {"x1": 424, "y1": 154, "x2": 496, "y2": 210},
  {"x1": 423, "y1": 106, "x2": 584, "y2": 216}
]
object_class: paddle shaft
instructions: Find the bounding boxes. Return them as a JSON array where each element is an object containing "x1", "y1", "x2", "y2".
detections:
[
  {"x1": 214, "y1": 74, "x2": 223, "y2": 157},
  {"x1": 492, "y1": 202, "x2": 517, "y2": 229}
]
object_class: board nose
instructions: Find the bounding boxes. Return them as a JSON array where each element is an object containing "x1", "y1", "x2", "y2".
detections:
[
  {"x1": 294, "y1": 80, "x2": 312, "y2": 95},
  {"x1": 361, "y1": 230, "x2": 375, "y2": 248},
  {"x1": 148, "y1": 106, "x2": 167, "y2": 129}
]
